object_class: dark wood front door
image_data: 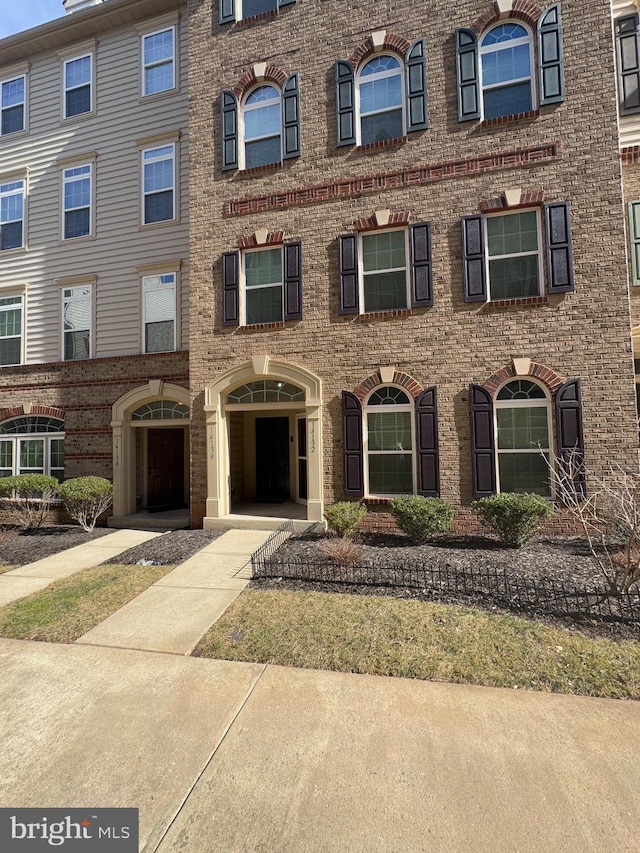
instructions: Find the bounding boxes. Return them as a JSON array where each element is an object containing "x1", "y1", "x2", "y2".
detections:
[
  {"x1": 255, "y1": 417, "x2": 290, "y2": 501},
  {"x1": 147, "y1": 428, "x2": 185, "y2": 510}
]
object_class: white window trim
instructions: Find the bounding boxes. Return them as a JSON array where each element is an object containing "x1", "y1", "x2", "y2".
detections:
[
  {"x1": 363, "y1": 385, "x2": 416, "y2": 498},
  {"x1": 140, "y1": 142, "x2": 177, "y2": 226},
  {"x1": 240, "y1": 245, "x2": 284, "y2": 325},
  {"x1": 0, "y1": 177, "x2": 26, "y2": 252},
  {"x1": 61, "y1": 284, "x2": 92, "y2": 361},
  {"x1": 358, "y1": 227, "x2": 410, "y2": 313},
  {"x1": 141, "y1": 272, "x2": 177, "y2": 354},
  {"x1": 61, "y1": 163, "x2": 93, "y2": 241},
  {"x1": 479, "y1": 22, "x2": 535, "y2": 120},
  {"x1": 356, "y1": 53, "x2": 406, "y2": 146},
  {"x1": 0, "y1": 73, "x2": 27, "y2": 137},
  {"x1": 0, "y1": 292, "x2": 25, "y2": 367},
  {"x1": 141, "y1": 25, "x2": 177, "y2": 98},
  {"x1": 494, "y1": 379, "x2": 553, "y2": 497},
  {"x1": 63, "y1": 52, "x2": 94, "y2": 120},
  {"x1": 484, "y1": 208, "x2": 543, "y2": 301},
  {"x1": 241, "y1": 84, "x2": 282, "y2": 170},
  {"x1": 0, "y1": 432, "x2": 64, "y2": 479},
  {"x1": 236, "y1": 0, "x2": 279, "y2": 22}
]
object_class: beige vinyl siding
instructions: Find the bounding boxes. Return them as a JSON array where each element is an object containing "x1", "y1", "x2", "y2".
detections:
[
  {"x1": 613, "y1": 0, "x2": 640, "y2": 148},
  {"x1": 0, "y1": 9, "x2": 189, "y2": 363}
]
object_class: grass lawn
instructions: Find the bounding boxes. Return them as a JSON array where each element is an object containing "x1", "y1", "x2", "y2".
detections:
[
  {"x1": 194, "y1": 589, "x2": 640, "y2": 700},
  {"x1": 0, "y1": 562, "x2": 174, "y2": 643}
]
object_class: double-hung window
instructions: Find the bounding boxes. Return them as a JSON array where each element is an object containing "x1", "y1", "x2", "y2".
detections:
[
  {"x1": 243, "y1": 248, "x2": 283, "y2": 324},
  {"x1": 243, "y1": 86, "x2": 282, "y2": 169},
  {"x1": 479, "y1": 24, "x2": 533, "y2": 119},
  {"x1": 62, "y1": 286, "x2": 91, "y2": 360},
  {"x1": 365, "y1": 387, "x2": 414, "y2": 496},
  {"x1": 142, "y1": 144, "x2": 175, "y2": 224},
  {"x1": 485, "y1": 210, "x2": 541, "y2": 300},
  {"x1": 495, "y1": 379, "x2": 551, "y2": 496},
  {"x1": 360, "y1": 230, "x2": 409, "y2": 311},
  {"x1": 62, "y1": 164, "x2": 92, "y2": 239},
  {"x1": 0, "y1": 179, "x2": 24, "y2": 251},
  {"x1": 0, "y1": 416, "x2": 64, "y2": 481},
  {"x1": 0, "y1": 295, "x2": 23, "y2": 366},
  {"x1": 64, "y1": 54, "x2": 92, "y2": 118},
  {"x1": 1, "y1": 75, "x2": 25, "y2": 135},
  {"x1": 142, "y1": 273, "x2": 176, "y2": 353},
  {"x1": 142, "y1": 27, "x2": 175, "y2": 96},
  {"x1": 357, "y1": 55, "x2": 404, "y2": 144}
]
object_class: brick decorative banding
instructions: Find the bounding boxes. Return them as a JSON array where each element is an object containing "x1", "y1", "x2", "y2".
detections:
[
  {"x1": 480, "y1": 109, "x2": 540, "y2": 127},
  {"x1": 485, "y1": 295, "x2": 549, "y2": 308},
  {"x1": 0, "y1": 404, "x2": 65, "y2": 422},
  {"x1": 354, "y1": 211, "x2": 410, "y2": 231},
  {"x1": 238, "y1": 230, "x2": 284, "y2": 248},
  {"x1": 480, "y1": 189, "x2": 545, "y2": 212},
  {"x1": 223, "y1": 143, "x2": 560, "y2": 217}
]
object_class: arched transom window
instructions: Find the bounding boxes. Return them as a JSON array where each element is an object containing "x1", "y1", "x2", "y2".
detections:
[
  {"x1": 0, "y1": 416, "x2": 64, "y2": 480},
  {"x1": 365, "y1": 386, "x2": 414, "y2": 495},
  {"x1": 480, "y1": 23, "x2": 533, "y2": 119},
  {"x1": 227, "y1": 380, "x2": 305, "y2": 403},
  {"x1": 495, "y1": 379, "x2": 550, "y2": 496},
  {"x1": 357, "y1": 54, "x2": 404, "y2": 144},
  {"x1": 131, "y1": 401, "x2": 190, "y2": 421},
  {"x1": 243, "y1": 85, "x2": 281, "y2": 169}
]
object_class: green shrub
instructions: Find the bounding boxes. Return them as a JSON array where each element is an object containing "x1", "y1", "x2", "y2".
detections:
[
  {"x1": 0, "y1": 474, "x2": 59, "y2": 531},
  {"x1": 56, "y1": 476, "x2": 114, "y2": 532},
  {"x1": 324, "y1": 501, "x2": 367, "y2": 537},
  {"x1": 388, "y1": 495, "x2": 454, "y2": 544},
  {"x1": 471, "y1": 492, "x2": 554, "y2": 548}
]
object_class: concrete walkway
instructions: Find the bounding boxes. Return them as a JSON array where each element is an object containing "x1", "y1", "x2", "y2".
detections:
[
  {"x1": 75, "y1": 528, "x2": 273, "y2": 654},
  {"x1": 0, "y1": 528, "x2": 163, "y2": 607},
  {"x1": 0, "y1": 638, "x2": 638, "y2": 853}
]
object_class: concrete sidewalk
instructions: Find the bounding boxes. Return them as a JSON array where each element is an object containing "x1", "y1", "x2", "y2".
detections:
[
  {"x1": 75, "y1": 528, "x2": 273, "y2": 654},
  {"x1": 0, "y1": 528, "x2": 163, "y2": 606},
  {"x1": 0, "y1": 638, "x2": 638, "y2": 853}
]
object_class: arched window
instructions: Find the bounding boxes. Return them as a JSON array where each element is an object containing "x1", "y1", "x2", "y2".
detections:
[
  {"x1": 242, "y1": 85, "x2": 282, "y2": 169},
  {"x1": 0, "y1": 416, "x2": 64, "y2": 481},
  {"x1": 495, "y1": 379, "x2": 550, "y2": 496},
  {"x1": 480, "y1": 23, "x2": 533, "y2": 119},
  {"x1": 365, "y1": 386, "x2": 414, "y2": 495},
  {"x1": 357, "y1": 54, "x2": 404, "y2": 144}
]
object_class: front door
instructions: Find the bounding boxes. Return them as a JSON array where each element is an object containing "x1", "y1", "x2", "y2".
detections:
[
  {"x1": 255, "y1": 417, "x2": 290, "y2": 501},
  {"x1": 147, "y1": 428, "x2": 185, "y2": 510}
]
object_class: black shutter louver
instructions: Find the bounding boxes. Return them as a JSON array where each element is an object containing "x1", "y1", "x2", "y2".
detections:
[
  {"x1": 416, "y1": 387, "x2": 439, "y2": 496},
  {"x1": 335, "y1": 60, "x2": 355, "y2": 146},
  {"x1": 455, "y1": 29, "x2": 480, "y2": 121},
  {"x1": 283, "y1": 241, "x2": 302, "y2": 320},
  {"x1": 342, "y1": 390, "x2": 364, "y2": 497},
  {"x1": 282, "y1": 72, "x2": 301, "y2": 159},
  {"x1": 469, "y1": 384, "x2": 496, "y2": 498},
  {"x1": 616, "y1": 14, "x2": 640, "y2": 115},
  {"x1": 410, "y1": 222, "x2": 432, "y2": 307},
  {"x1": 221, "y1": 90, "x2": 238, "y2": 171},
  {"x1": 556, "y1": 379, "x2": 586, "y2": 500},
  {"x1": 537, "y1": 4, "x2": 565, "y2": 105},
  {"x1": 405, "y1": 38, "x2": 428, "y2": 132},
  {"x1": 545, "y1": 202, "x2": 574, "y2": 293},
  {"x1": 339, "y1": 233, "x2": 359, "y2": 314},
  {"x1": 462, "y1": 216, "x2": 486, "y2": 302},
  {"x1": 222, "y1": 251, "x2": 239, "y2": 326}
]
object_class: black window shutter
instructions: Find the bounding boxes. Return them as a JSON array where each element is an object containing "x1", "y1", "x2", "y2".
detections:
[
  {"x1": 416, "y1": 386, "x2": 439, "y2": 496},
  {"x1": 405, "y1": 38, "x2": 428, "y2": 132},
  {"x1": 222, "y1": 251, "x2": 239, "y2": 326},
  {"x1": 537, "y1": 4, "x2": 565, "y2": 105},
  {"x1": 556, "y1": 379, "x2": 586, "y2": 499},
  {"x1": 455, "y1": 29, "x2": 480, "y2": 121},
  {"x1": 342, "y1": 390, "x2": 364, "y2": 497},
  {"x1": 278, "y1": 0, "x2": 296, "y2": 6},
  {"x1": 283, "y1": 241, "x2": 302, "y2": 320},
  {"x1": 335, "y1": 60, "x2": 355, "y2": 146},
  {"x1": 219, "y1": 0, "x2": 235, "y2": 24},
  {"x1": 410, "y1": 222, "x2": 432, "y2": 307},
  {"x1": 221, "y1": 90, "x2": 238, "y2": 171},
  {"x1": 617, "y1": 15, "x2": 640, "y2": 115},
  {"x1": 462, "y1": 216, "x2": 486, "y2": 301},
  {"x1": 282, "y1": 72, "x2": 301, "y2": 160},
  {"x1": 545, "y1": 201, "x2": 574, "y2": 293},
  {"x1": 469, "y1": 384, "x2": 496, "y2": 498},
  {"x1": 339, "y1": 233, "x2": 359, "y2": 314}
]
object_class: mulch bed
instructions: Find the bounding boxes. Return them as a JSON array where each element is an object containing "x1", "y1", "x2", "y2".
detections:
[
  {"x1": 102, "y1": 528, "x2": 224, "y2": 566},
  {"x1": 0, "y1": 526, "x2": 113, "y2": 567},
  {"x1": 252, "y1": 532, "x2": 640, "y2": 642}
]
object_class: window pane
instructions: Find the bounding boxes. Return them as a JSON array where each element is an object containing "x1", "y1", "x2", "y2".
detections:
[
  {"x1": 363, "y1": 271, "x2": 407, "y2": 311},
  {"x1": 244, "y1": 102, "x2": 281, "y2": 141},
  {"x1": 360, "y1": 75, "x2": 402, "y2": 114},
  {"x1": 2, "y1": 77, "x2": 24, "y2": 108},
  {"x1": 0, "y1": 335, "x2": 20, "y2": 364},
  {"x1": 50, "y1": 439, "x2": 64, "y2": 471},
  {"x1": 63, "y1": 297, "x2": 90, "y2": 332},
  {"x1": 245, "y1": 136, "x2": 281, "y2": 169},
  {"x1": 64, "y1": 176, "x2": 90, "y2": 210},
  {"x1": 146, "y1": 64, "x2": 174, "y2": 96},
  {"x1": 0, "y1": 440, "x2": 13, "y2": 476},
  {"x1": 242, "y1": 0, "x2": 277, "y2": 17},
  {"x1": 483, "y1": 81, "x2": 531, "y2": 119},
  {"x1": 145, "y1": 286, "x2": 174, "y2": 323},
  {"x1": 1, "y1": 105, "x2": 23, "y2": 135},
  {"x1": 144, "y1": 158, "x2": 173, "y2": 192},
  {"x1": 65, "y1": 56, "x2": 91, "y2": 88},
  {"x1": 482, "y1": 43, "x2": 531, "y2": 86},
  {"x1": 145, "y1": 320, "x2": 175, "y2": 353},
  {"x1": 362, "y1": 231, "x2": 406, "y2": 271},
  {"x1": 368, "y1": 454, "x2": 413, "y2": 495},
  {"x1": 0, "y1": 307, "x2": 21, "y2": 337},
  {"x1": 19, "y1": 439, "x2": 44, "y2": 472},
  {"x1": 498, "y1": 452, "x2": 550, "y2": 496},
  {"x1": 368, "y1": 411, "x2": 412, "y2": 452},
  {"x1": 144, "y1": 190, "x2": 173, "y2": 223},
  {"x1": 496, "y1": 406, "x2": 549, "y2": 450},
  {"x1": 489, "y1": 256, "x2": 538, "y2": 299},
  {"x1": 64, "y1": 330, "x2": 90, "y2": 360},
  {"x1": 245, "y1": 284, "x2": 283, "y2": 324},
  {"x1": 66, "y1": 85, "x2": 91, "y2": 118},
  {"x1": 0, "y1": 222, "x2": 22, "y2": 250},
  {"x1": 487, "y1": 211, "x2": 537, "y2": 256},
  {"x1": 64, "y1": 209, "x2": 90, "y2": 239},
  {"x1": 144, "y1": 30, "x2": 173, "y2": 65},
  {"x1": 245, "y1": 249, "x2": 282, "y2": 287},
  {"x1": 1, "y1": 191, "x2": 23, "y2": 223},
  {"x1": 360, "y1": 109, "x2": 403, "y2": 144}
]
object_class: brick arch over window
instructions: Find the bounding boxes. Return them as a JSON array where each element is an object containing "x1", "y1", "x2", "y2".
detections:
[
  {"x1": 232, "y1": 65, "x2": 288, "y2": 100},
  {"x1": 483, "y1": 360, "x2": 564, "y2": 396},
  {"x1": 0, "y1": 404, "x2": 65, "y2": 423},
  {"x1": 470, "y1": 0, "x2": 542, "y2": 34},
  {"x1": 353, "y1": 370, "x2": 423, "y2": 402},
  {"x1": 347, "y1": 33, "x2": 412, "y2": 69}
]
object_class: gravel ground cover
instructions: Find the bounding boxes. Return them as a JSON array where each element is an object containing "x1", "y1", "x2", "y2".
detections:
[
  {"x1": 102, "y1": 528, "x2": 224, "y2": 566},
  {"x1": 0, "y1": 526, "x2": 113, "y2": 567}
]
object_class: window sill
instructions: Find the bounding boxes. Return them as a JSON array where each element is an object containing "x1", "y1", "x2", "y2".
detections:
[
  {"x1": 353, "y1": 308, "x2": 412, "y2": 322},
  {"x1": 58, "y1": 234, "x2": 95, "y2": 246},
  {"x1": 480, "y1": 109, "x2": 540, "y2": 128},
  {"x1": 363, "y1": 497, "x2": 393, "y2": 505},
  {"x1": 356, "y1": 135, "x2": 407, "y2": 152},
  {"x1": 0, "y1": 246, "x2": 26, "y2": 256},
  {"x1": 61, "y1": 110, "x2": 96, "y2": 125},
  {"x1": 138, "y1": 218, "x2": 179, "y2": 231},
  {"x1": 0, "y1": 129, "x2": 28, "y2": 142},
  {"x1": 236, "y1": 161, "x2": 282, "y2": 177},
  {"x1": 234, "y1": 9, "x2": 279, "y2": 26},
  {"x1": 139, "y1": 88, "x2": 179, "y2": 104},
  {"x1": 238, "y1": 321, "x2": 286, "y2": 332},
  {"x1": 485, "y1": 295, "x2": 549, "y2": 309}
]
